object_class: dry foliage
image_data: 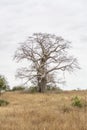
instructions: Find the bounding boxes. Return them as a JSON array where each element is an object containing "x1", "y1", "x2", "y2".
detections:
[
  {"x1": 14, "y1": 33, "x2": 80, "y2": 92},
  {"x1": 0, "y1": 91, "x2": 87, "y2": 130}
]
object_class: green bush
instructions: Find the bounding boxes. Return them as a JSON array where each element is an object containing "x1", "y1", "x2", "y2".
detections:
[
  {"x1": 0, "y1": 99, "x2": 9, "y2": 106},
  {"x1": 0, "y1": 75, "x2": 9, "y2": 94},
  {"x1": 12, "y1": 86, "x2": 25, "y2": 91},
  {"x1": 71, "y1": 96, "x2": 82, "y2": 108},
  {"x1": 46, "y1": 85, "x2": 63, "y2": 93},
  {"x1": 28, "y1": 86, "x2": 38, "y2": 93}
]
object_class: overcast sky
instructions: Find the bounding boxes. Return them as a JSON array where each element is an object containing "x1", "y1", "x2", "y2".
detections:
[{"x1": 0, "y1": 0, "x2": 87, "y2": 90}]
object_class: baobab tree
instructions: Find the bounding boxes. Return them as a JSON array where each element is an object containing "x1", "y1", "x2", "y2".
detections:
[{"x1": 14, "y1": 33, "x2": 80, "y2": 92}]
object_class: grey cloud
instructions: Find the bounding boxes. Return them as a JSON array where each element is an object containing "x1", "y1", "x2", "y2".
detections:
[
  {"x1": 0, "y1": 0, "x2": 87, "y2": 89},
  {"x1": 80, "y1": 36, "x2": 87, "y2": 43}
]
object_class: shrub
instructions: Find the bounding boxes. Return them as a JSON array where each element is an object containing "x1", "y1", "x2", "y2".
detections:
[
  {"x1": 28, "y1": 86, "x2": 38, "y2": 93},
  {"x1": 71, "y1": 96, "x2": 82, "y2": 108},
  {"x1": 12, "y1": 86, "x2": 25, "y2": 91},
  {"x1": 46, "y1": 85, "x2": 63, "y2": 93},
  {"x1": 0, "y1": 75, "x2": 9, "y2": 94},
  {"x1": 0, "y1": 99, "x2": 9, "y2": 106}
]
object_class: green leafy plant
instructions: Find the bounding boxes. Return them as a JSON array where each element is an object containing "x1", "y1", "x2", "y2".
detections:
[
  {"x1": 0, "y1": 99, "x2": 9, "y2": 106},
  {"x1": 0, "y1": 75, "x2": 9, "y2": 94},
  {"x1": 71, "y1": 96, "x2": 82, "y2": 108}
]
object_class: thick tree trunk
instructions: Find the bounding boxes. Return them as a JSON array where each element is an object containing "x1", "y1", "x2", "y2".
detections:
[
  {"x1": 38, "y1": 82, "x2": 41, "y2": 92},
  {"x1": 37, "y1": 60, "x2": 47, "y2": 92},
  {"x1": 38, "y1": 78, "x2": 46, "y2": 93}
]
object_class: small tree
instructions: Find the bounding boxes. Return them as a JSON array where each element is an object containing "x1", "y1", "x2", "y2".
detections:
[
  {"x1": 14, "y1": 33, "x2": 80, "y2": 92},
  {"x1": 0, "y1": 75, "x2": 8, "y2": 94}
]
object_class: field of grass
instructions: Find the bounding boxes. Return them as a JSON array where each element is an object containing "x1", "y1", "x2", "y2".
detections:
[{"x1": 0, "y1": 91, "x2": 87, "y2": 130}]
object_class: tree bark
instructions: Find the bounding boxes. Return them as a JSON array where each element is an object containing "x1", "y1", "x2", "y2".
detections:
[{"x1": 38, "y1": 78, "x2": 46, "y2": 93}]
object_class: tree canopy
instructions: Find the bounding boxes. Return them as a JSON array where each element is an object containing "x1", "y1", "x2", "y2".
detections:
[
  {"x1": 14, "y1": 33, "x2": 80, "y2": 92},
  {"x1": 0, "y1": 75, "x2": 8, "y2": 93}
]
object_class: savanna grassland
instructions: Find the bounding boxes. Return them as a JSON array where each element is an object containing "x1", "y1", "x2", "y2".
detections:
[{"x1": 0, "y1": 91, "x2": 87, "y2": 130}]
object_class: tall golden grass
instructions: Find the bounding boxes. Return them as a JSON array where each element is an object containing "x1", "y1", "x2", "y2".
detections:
[{"x1": 0, "y1": 91, "x2": 87, "y2": 130}]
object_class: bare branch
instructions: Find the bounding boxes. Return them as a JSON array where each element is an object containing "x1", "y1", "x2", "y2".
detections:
[{"x1": 14, "y1": 33, "x2": 80, "y2": 92}]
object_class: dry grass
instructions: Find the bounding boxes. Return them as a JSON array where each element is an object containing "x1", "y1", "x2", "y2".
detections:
[{"x1": 0, "y1": 90, "x2": 87, "y2": 130}]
